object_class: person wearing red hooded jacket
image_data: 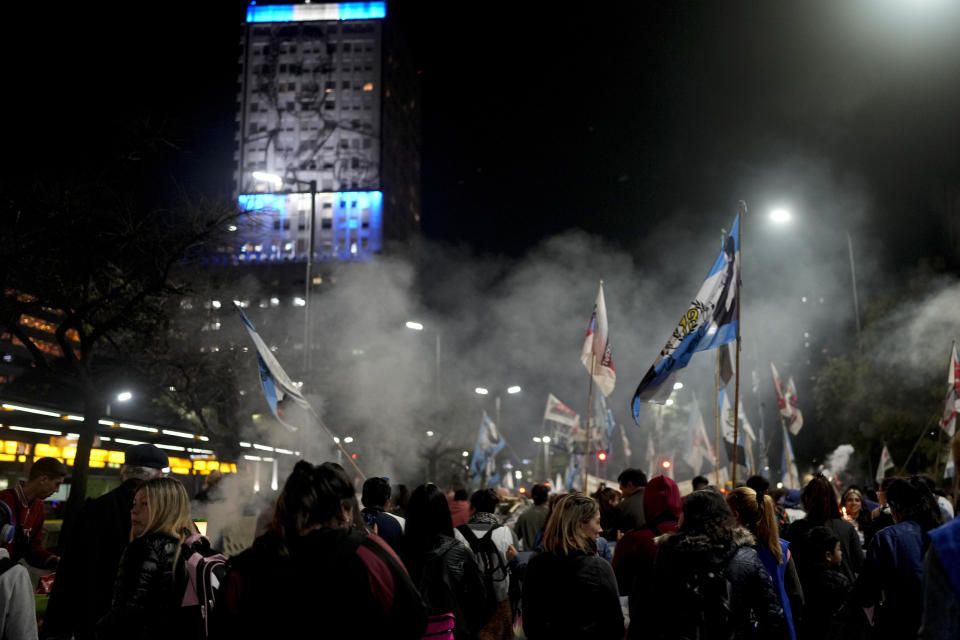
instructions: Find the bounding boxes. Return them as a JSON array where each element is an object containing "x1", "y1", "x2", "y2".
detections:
[{"x1": 612, "y1": 475, "x2": 682, "y2": 640}]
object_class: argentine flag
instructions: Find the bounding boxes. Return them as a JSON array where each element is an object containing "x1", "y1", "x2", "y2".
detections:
[
  {"x1": 632, "y1": 215, "x2": 739, "y2": 418},
  {"x1": 236, "y1": 304, "x2": 311, "y2": 431},
  {"x1": 470, "y1": 412, "x2": 506, "y2": 478}
]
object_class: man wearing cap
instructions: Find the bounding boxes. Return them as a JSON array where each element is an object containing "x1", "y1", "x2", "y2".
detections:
[
  {"x1": 0, "y1": 456, "x2": 67, "y2": 569},
  {"x1": 42, "y1": 444, "x2": 168, "y2": 640}
]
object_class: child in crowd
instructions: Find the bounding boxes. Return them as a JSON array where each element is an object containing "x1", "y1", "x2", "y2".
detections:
[{"x1": 800, "y1": 526, "x2": 852, "y2": 639}]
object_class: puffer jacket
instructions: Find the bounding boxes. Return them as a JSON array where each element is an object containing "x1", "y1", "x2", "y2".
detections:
[
  {"x1": 651, "y1": 526, "x2": 789, "y2": 640},
  {"x1": 404, "y1": 534, "x2": 489, "y2": 640},
  {"x1": 522, "y1": 541, "x2": 624, "y2": 640},
  {"x1": 96, "y1": 531, "x2": 184, "y2": 640}
]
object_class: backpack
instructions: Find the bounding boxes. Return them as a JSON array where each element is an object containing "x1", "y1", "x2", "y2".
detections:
[
  {"x1": 180, "y1": 534, "x2": 229, "y2": 639},
  {"x1": 457, "y1": 524, "x2": 509, "y2": 603},
  {"x1": 683, "y1": 565, "x2": 734, "y2": 640}
]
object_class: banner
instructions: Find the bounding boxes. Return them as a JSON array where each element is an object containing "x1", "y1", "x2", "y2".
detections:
[{"x1": 633, "y1": 215, "x2": 739, "y2": 412}]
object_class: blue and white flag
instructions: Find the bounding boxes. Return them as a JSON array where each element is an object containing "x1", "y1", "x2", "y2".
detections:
[
  {"x1": 470, "y1": 412, "x2": 506, "y2": 478},
  {"x1": 632, "y1": 216, "x2": 739, "y2": 417},
  {"x1": 236, "y1": 305, "x2": 310, "y2": 431},
  {"x1": 565, "y1": 456, "x2": 581, "y2": 491}
]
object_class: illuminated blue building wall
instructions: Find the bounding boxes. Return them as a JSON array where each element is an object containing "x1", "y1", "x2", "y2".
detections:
[{"x1": 214, "y1": 191, "x2": 382, "y2": 264}]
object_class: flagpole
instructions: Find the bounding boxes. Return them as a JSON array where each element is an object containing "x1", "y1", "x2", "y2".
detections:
[
  {"x1": 307, "y1": 405, "x2": 366, "y2": 480},
  {"x1": 584, "y1": 353, "x2": 596, "y2": 493},
  {"x1": 935, "y1": 422, "x2": 945, "y2": 480},
  {"x1": 898, "y1": 411, "x2": 941, "y2": 474},
  {"x1": 731, "y1": 200, "x2": 746, "y2": 485},
  {"x1": 781, "y1": 420, "x2": 795, "y2": 488},
  {"x1": 715, "y1": 349, "x2": 721, "y2": 487}
]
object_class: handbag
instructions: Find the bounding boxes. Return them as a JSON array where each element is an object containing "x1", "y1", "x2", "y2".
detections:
[{"x1": 422, "y1": 612, "x2": 455, "y2": 639}]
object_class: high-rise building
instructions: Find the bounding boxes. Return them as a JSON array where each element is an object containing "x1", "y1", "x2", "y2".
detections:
[{"x1": 215, "y1": 1, "x2": 420, "y2": 268}]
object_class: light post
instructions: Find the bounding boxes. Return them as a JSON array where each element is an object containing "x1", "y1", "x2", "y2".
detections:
[
  {"x1": 405, "y1": 321, "x2": 441, "y2": 401},
  {"x1": 105, "y1": 390, "x2": 132, "y2": 417},
  {"x1": 532, "y1": 435, "x2": 551, "y2": 481},
  {"x1": 252, "y1": 172, "x2": 318, "y2": 370},
  {"x1": 768, "y1": 208, "x2": 862, "y2": 350},
  {"x1": 475, "y1": 384, "x2": 522, "y2": 429}
]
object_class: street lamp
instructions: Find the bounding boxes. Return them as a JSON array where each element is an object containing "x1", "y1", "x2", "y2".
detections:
[
  {"x1": 405, "y1": 321, "x2": 441, "y2": 401},
  {"x1": 252, "y1": 171, "x2": 318, "y2": 370},
  {"x1": 768, "y1": 207, "x2": 861, "y2": 349},
  {"x1": 106, "y1": 390, "x2": 133, "y2": 417}
]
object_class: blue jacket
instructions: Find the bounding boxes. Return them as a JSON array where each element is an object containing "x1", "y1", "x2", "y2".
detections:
[{"x1": 854, "y1": 520, "x2": 927, "y2": 640}]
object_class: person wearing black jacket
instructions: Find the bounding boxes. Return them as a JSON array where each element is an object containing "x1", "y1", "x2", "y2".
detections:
[
  {"x1": 43, "y1": 444, "x2": 167, "y2": 640},
  {"x1": 523, "y1": 493, "x2": 623, "y2": 640},
  {"x1": 651, "y1": 490, "x2": 789, "y2": 640},
  {"x1": 219, "y1": 462, "x2": 426, "y2": 639},
  {"x1": 96, "y1": 477, "x2": 197, "y2": 640},
  {"x1": 402, "y1": 484, "x2": 489, "y2": 640}
]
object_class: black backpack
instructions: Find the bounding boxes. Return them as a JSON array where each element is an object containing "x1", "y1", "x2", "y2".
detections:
[
  {"x1": 456, "y1": 524, "x2": 509, "y2": 604},
  {"x1": 683, "y1": 565, "x2": 734, "y2": 640}
]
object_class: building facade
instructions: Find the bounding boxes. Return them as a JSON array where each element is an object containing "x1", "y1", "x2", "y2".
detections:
[{"x1": 218, "y1": 0, "x2": 420, "y2": 269}]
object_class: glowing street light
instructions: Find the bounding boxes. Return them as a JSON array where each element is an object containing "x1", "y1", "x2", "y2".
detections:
[
  {"x1": 672, "y1": 382, "x2": 684, "y2": 391},
  {"x1": 116, "y1": 391, "x2": 133, "y2": 403},
  {"x1": 475, "y1": 387, "x2": 489, "y2": 395},
  {"x1": 405, "y1": 321, "x2": 424, "y2": 331},
  {"x1": 507, "y1": 385, "x2": 522, "y2": 394},
  {"x1": 770, "y1": 208, "x2": 792, "y2": 224}
]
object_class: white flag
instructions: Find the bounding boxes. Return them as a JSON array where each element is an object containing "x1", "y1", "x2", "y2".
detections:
[
  {"x1": 684, "y1": 393, "x2": 714, "y2": 475},
  {"x1": 941, "y1": 343, "x2": 959, "y2": 437},
  {"x1": 784, "y1": 376, "x2": 804, "y2": 435},
  {"x1": 581, "y1": 282, "x2": 616, "y2": 397},
  {"x1": 543, "y1": 393, "x2": 580, "y2": 428},
  {"x1": 876, "y1": 444, "x2": 895, "y2": 485}
]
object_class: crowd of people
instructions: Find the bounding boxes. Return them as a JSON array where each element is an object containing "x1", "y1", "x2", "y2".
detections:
[{"x1": 0, "y1": 439, "x2": 956, "y2": 639}]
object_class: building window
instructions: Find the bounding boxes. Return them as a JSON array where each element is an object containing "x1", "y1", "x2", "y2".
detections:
[
  {"x1": 321, "y1": 218, "x2": 332, "y2": 229},
  {"x1": 325, "y1": 102, "x2": 335, "y2": 110},
  {"x1": 363, "y1": 138, "x2": 372, "y2": 149},
  {"x1": 363, "y1": 82, "x2": 374, "y2": 92}
]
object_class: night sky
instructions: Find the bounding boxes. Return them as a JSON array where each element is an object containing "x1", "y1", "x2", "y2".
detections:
[
  {"x1": 7, "y1": 1, "x2": 959, "y2": 265},
  {"x1": 4, "y1": 2, "x2": 960, "y2": 479}
]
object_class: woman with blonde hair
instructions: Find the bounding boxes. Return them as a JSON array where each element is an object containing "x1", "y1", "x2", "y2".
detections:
[
  {"x1": 727, "y1": 486, "x2": 802, "y2": 640},
  {"x1": 521, "y1": 493, "x2": 623, "y2": 639},
  {"x1": 97, "y1": 477, "x2": 197, "y2": 639}
]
